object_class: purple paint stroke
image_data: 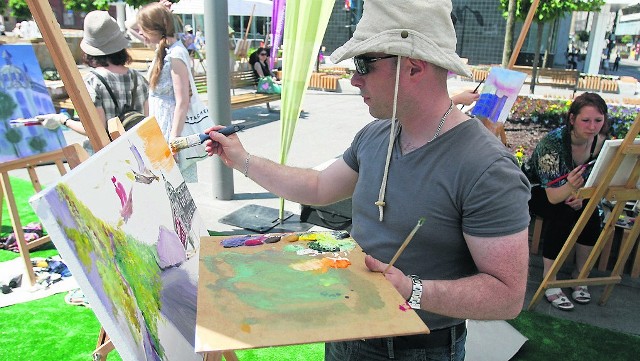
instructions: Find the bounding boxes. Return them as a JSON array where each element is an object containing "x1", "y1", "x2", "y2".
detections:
[{"x1": 221, "y1": 236, "x2": 251, "y2": 248}]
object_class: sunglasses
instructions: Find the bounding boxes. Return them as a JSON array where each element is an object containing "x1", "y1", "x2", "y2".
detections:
[
  {"x1": 353, "y1": 55, "x2": 398, "y2": 75},
  {"x1": 259, "y1": 52, "x2": 267, "y2": 56}
]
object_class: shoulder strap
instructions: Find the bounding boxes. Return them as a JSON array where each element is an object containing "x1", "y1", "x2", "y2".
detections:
[
  {"x1": 90, "y1": 70, "x2": 120, "y2": 113},
  {"x1": 129, "y1": 70, "x2": 138, "y2": 108}
]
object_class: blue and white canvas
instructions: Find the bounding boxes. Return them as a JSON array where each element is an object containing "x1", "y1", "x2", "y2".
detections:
[{"x1": 0, "y1": 44, "x2": 66, "y2": 162}]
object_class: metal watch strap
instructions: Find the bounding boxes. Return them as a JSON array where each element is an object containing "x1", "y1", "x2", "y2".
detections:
[{"x1": 408, "y1": 275, "x2": 422, "y2": 310}]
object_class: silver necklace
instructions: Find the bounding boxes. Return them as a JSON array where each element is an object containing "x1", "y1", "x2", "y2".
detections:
[
  {"x1": 428, "y1": 99, "x2": 454, "y2": 143},
  {"x1": 400, "y1": 100, "x2": 454, "y2": 154}
]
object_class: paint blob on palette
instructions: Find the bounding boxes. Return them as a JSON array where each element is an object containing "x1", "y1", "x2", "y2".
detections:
[{"x1": 195, "y1": 231, "x2": 430, "y2": 352}]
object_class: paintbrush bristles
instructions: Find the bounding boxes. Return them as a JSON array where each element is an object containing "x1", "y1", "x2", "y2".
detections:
[
  {"x1": 383, "y1": 217, "x2": 426, "y2": 274},
  {"x1": 169, "y1": 134, "x2": 203, "y2": 153}
]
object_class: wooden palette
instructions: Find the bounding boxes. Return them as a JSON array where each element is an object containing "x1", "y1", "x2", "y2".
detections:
[{"x1": 195, "y1": 233, "x2": 430, "y2": 352}]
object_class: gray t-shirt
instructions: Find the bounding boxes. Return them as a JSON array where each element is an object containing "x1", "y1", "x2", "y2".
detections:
[{"x1": 343, "y1": 118, "x2": 531, "y2": 330}]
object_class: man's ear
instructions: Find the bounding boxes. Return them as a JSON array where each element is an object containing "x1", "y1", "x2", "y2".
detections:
[{"x1": 407, "y1": 58, "x2": 426, "y2": 76}]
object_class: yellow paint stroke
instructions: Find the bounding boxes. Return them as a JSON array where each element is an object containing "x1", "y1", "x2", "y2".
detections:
[
  {"x1": 298, "y1": 233, "x2": 319, "y2": 241},
  {"x1": 290, "y1": 258, "x2": 325, "y2": 272},
  {"x1": 136, "y1": 118, "x2": 174, "y2": 171}
]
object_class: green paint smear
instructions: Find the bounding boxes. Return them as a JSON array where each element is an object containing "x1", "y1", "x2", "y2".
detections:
[
  {"x1": 54, "y1": 184, "x2": 165, "y2": 358},
  {"x1": 309, "y1": 233, "x2": 356, "y2": 252},
  {"x1": 283, "y1": 244, "x2": 304, "y2": 252},
  {"x1": 203, "y1": 249, "x2": 384, "y2": 325}
]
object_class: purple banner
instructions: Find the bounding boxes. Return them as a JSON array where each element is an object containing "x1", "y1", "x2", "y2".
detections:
[{"x1": 270, "y1": 0, "x2": 286, "y2": 69}]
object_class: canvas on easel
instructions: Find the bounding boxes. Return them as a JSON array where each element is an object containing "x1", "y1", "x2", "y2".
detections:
[
  {"x1": 528, "y1": 113, "x2": 640, "y2": 310},
  {"x1": 0, "y1": 44, "x2": 67, "y2": 162},
  {"x1": 30, "y1": 117, "x2": 206, "y2": 361}
]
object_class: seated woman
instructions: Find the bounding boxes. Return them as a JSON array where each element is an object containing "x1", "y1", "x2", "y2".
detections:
[
  {"x1": 521, "y1": 92, "x2": 610, "y2": 311},
  {"x1": 248, "y1": 47, "x2": 274, "y2": 79}
]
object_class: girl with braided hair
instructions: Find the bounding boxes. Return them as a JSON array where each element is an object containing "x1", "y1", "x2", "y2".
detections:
[{"x1": 136, "y1": 2, "x2": 200, "y2": 182}]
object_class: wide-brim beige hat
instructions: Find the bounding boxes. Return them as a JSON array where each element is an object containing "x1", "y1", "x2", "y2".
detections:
[
  {"x1": 80, "y1": 11, "x2": 129, "y2": 56},
  {"x1": 330, "y1": 0, "x2": 471, "y2": 78}
]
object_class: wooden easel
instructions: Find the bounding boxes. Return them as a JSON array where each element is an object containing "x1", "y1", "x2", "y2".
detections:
[
  {"x1": 528, "y1": 112, "x2": 640, "y2": 309},
  {"x1": 0, "y1": 149, "x2": 69, "y2": 286}
]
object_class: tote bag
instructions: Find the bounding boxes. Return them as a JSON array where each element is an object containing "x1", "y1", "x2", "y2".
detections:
[{"x1": 176, "y1": 82, "x2": 212, "y2": 172}]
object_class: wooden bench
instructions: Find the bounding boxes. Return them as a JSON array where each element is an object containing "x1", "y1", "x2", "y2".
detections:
[
  {"x1": 127, "y1": 47, "x2": 156, "y2": 71},
  {"x1": 512, "y1": 65, "x2": 579, "y2": 92},
  {"x1": 194, "y1": 70, "x2": 281, "y2": 111}
]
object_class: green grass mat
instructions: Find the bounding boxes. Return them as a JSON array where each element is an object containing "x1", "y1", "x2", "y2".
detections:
[{"x1": 509, "y1": 310, "x2": 640, "y2": 361}]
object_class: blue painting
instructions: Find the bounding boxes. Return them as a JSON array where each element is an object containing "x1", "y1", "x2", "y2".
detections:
[
  {"x1": 471, "y1": 67, "x2": 527, "y2": 124},
  {"x1": 0, "y1": 44, "x2": 66, "y2": 162}
]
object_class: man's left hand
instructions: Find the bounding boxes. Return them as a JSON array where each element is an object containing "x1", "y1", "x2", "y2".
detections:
[{"x1": 364, "y1": 255, "x2": 413, "y2": 300}]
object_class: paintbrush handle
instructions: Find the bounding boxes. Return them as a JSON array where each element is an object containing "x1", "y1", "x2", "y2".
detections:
[
  {"x1": 383, "y1": 218, "x2": 425, "y2": 274},
  {"x1": 545, "y1": 160, "x2": 596, "y2": 187}
]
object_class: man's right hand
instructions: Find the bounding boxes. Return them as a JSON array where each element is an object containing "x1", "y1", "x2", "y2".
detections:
[{"x1": 35, "y1": 113, "x2": 68, "y2": 130}]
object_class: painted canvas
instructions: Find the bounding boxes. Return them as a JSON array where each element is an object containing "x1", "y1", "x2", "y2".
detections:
[
  {"x1": 196, "y1": 233, "x2": 430, "y2": 352},
  {"x1": 471, "y1": 67, "x2": 527, "y2": 124},
  {"x1": 585, "y1": 138, "x2": 640, "y2": 188},
  {"x1": 29, "y1": 117, "x2": 205, "y2": 361},
  {"x1": 0, "y1": 44, "x2": 67, "y2": 162}
]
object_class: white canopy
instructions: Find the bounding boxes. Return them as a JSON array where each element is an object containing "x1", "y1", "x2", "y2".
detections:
[{"x1": 171, "y1": 0, "x2": 273, "y2": 17}]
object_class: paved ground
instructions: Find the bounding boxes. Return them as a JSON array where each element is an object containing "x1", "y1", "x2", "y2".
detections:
[{"x1": 8, "y1": 60, "x2": 640, "y2": 337}]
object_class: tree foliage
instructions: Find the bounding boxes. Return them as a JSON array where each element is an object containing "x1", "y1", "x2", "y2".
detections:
[
  {"x1": 499, "y1": 0, "x2": 605, "y2": 22},
  {"x1": 8, "y1": 0, "x2": 31, "y2": 20}
]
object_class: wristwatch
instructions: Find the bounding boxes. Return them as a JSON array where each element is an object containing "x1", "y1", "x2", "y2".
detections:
[
  {"x1": 63, "y1": 118, "x2": 69, "y2": 126},
  {"x1": 407, "y1": 275, "x2": 423, "y2": 310}
]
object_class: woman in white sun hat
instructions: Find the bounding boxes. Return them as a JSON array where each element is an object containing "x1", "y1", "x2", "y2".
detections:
[{"x1": 203, "y1": 1, "x2": 530, "y2": 359}]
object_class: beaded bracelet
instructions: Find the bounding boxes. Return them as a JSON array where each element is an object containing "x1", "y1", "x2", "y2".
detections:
[{"x1": 243, "y1": 153, "x2": 251, "y2": 177}]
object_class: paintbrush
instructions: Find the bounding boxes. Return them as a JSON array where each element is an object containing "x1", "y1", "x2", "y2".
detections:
[
  {"x1": 383, "y1": 217, "x2": 426, "y2": 275},
  {"x1": 9, "y1": 118, "x2": 42, "y2": 127},
  {"x1": 545, "y1": 159, "x2": 597, "y2": 187},
  {"x1": 459, "y1": 78, "x2": 484, "y2": 112},
  {"x1": 169, "y1": 125, "x2": 245, "y2": 153}
]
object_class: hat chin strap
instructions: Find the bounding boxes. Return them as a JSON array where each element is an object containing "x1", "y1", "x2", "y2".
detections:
[{"x1": 375, "y1": 55, "x2": 402, "y2": 222}]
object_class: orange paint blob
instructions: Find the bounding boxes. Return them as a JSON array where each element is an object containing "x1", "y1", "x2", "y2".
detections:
[
  {"x1": 240, "y1": 322, "x2": 251, "y2": 333},
  {"x1": 321, "y1": 257, "x2": 351, "y2": 269}
]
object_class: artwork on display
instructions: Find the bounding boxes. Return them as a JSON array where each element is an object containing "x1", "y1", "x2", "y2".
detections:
[
  {"x1": 471, "y1": 67, "x2": 527, "y2": 124},
  {"x1": 585, "y1": 138, "x2": 640, "y2": 188},
  {"x1": 30, "y1": 118, "x2": 205, "y2": 361},
  {"x1": 195, "y1": 233, "x2": 430, "y2": 353},
  {"x1": 0, "y1": 44, "x2": 67, "y2": 162}
]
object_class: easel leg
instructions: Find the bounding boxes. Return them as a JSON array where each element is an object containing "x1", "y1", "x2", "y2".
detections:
[
  {"x1": 93, "y1": 327, "x2": 114, "y2": 361},
  {"x1": 0, "y1": 171, "x2": 36, "y2": 286},
  {"x1": 599, "y1": 224, "x2": 640, "y2": 305}
]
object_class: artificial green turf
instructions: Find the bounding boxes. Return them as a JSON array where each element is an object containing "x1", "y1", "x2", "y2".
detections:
[
  {"x1": 509, "y1": 310, "x2": 640, "y2": 361},
  {"x1": 1, "y1": 177, "x2": 40, "y2": 238},
  {"x1": 0, "y1": 293, "x2": 122, "y2": 361}
]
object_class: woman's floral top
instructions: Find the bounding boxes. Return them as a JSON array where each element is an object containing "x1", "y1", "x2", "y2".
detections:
[{"x1": 522, "y1": 126, "x2": 594, "y2": 188}]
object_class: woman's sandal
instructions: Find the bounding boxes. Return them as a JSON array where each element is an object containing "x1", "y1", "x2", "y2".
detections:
[
  {"x1": 571, "y1": 285, "x2": 591, "y2": 304},
  {"x1": 545, "y1": 287, "x2": 574, "y2": 311}
]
